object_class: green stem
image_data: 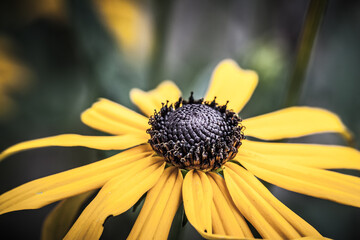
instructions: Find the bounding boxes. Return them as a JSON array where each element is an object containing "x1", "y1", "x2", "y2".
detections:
[
  {"x1": 148, "y1": 0, "x2": 173, "y2": 87},
  {"x1": 284, "y1": 0, "x2": 328, "y2": 107}
]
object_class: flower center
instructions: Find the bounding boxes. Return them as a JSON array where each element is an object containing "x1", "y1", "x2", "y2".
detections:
[{"x1": 147, "y1": 93, "x2": 245, "y2": 171}]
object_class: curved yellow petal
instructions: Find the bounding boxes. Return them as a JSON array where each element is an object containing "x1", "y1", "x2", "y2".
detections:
[
  {"x1": 224, "y1": 162, "x2": 322, "y2": 239},
  {"x1": 204, "y1": 59, "x2": 258, "y2": 113},
  {"x1": 182, "y1": 170, "x2": 213, "y2": 236},
  {"x1": 128, "y1": 167, "x2": 183, "y2": 240},
  {"x1": 182, "y1": 171, "x2": 254, "y2": 240},
  {"x1": 238, "y1": 152, "x2": 360, "y2": 208},
  {"x1": 0, "y1": 145, "x2": 154, "y2": 214},
  {"x1": 243, "y1": 107, "x2": 352, "y2": 141},
  {"x1": 207, "y1": 172, "x2": 253, "y2": 238},
  {"x1": 41, "y1": 191, "x2": 95, "y2": 240},
  {"x1": 241, "y1": 140, "x2": 360, "y2": 170},
  {"x1": 81, "y1": 98, "x2": 149, "y2": 136},
  {"x1": 0, "y1": 134, "x2": 148, "y2": 161},
  {"x1": 64, "y1": 158, "x2": 166, "y2": 240},
  {"x1": 130, "y1": 81, "x2": 182, "y2": 117},
  {"x1": 198, "y1": 232, "x2": 257, "y2": 240},
  {"x1": 294, "y1": 238, "x2": 329, "y2": 240}
]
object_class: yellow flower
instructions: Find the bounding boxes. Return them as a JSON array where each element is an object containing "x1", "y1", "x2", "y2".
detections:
[
  {"x1": 0, "y1": 37, "x2": 29, "y2": 119},
  {"x1": 1, "y1": 59, "x2": 360, "y2": 239},
  {"x1": 94, "y1": 0, "x2": 152, "y2": 60},
  {"x1": 18, "y1": 0, "x2": 65, "y2": 22}
]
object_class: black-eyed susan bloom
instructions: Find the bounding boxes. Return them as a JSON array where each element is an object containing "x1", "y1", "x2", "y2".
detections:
[{"x1": 1, "y1": 59, "x2": 360, "y2": 239}]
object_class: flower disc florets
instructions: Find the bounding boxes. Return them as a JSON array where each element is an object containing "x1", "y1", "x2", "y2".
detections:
[{"x1": 147, "y1": 93, "x2": 245, "y2": 171}]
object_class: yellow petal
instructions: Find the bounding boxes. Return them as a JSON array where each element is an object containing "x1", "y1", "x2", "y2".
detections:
[
  {"x1": 181, "y1": 171, "x2": 251, "y2": 240},
  {"x1": 207, "y1": 172, "x2": 253, "y2": 238},
  {"x1": 224, "y1": 162, "x2": 322, "y2": 239},
  {"x1": 0, "y1": 134, "x2": 148, "y2": 161},
  {"x1": 243, "y1": 107, "x2": 352, "y2": 141},
  {"x1": 81, "y1": 98, "x2": 149, "y2": 136},
  {"x1": 64, "y1": 158, "x2": 166, "y2": 240},
  {"x1": 293, "y1": 238, "x2": 329, "y2": 240},
  {"x1": 204, "y1": 59, "x2": 258, "y2": 113},
  {"x1": 128, "y1": 167, "x2": 183, "y2": 240},
  {"x1": 41, "y1": 191, "x2": 95, "y2": 240},
  {"x1": 0, "y1": 145, "x2": 154, "y2": 214},
  {"x1": 130, "y1": 81, "x2": 182, "y2": 117},
  {"x1": 182, "y1": 170, "x2": 213, "y2": 236},
  {"x1": 241, "y1": 140, "x2": 360, "y2": 170},
  {"x1": 238, "y1": 152, "x2": 360, "y2": 208}
]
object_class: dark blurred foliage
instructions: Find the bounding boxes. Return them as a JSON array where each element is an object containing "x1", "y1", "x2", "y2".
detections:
[{"x1": 0, "y1": 0, "x2": 359, "y2": 239}]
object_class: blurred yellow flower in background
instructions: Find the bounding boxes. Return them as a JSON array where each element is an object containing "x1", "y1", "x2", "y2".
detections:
[
  {"x1": 18, "y1": 0, "x2": 65, "y2": 23},
  {"x1": 0, "y1": 59, "x2": 359, "y2": 239},
  {"x1": 0, "y1": 37, "x2": 29, "y2": 120},
  {"x1": 94, "y1": 0, "x2": 153, "y2": 60}
]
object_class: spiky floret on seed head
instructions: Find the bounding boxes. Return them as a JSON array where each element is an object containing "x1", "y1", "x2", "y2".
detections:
[{"x1": 147, "y1": 93, "x2": 245, "y2": 171}]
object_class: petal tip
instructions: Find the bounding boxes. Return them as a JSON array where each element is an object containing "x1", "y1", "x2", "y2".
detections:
[
  {"x1": 155, "y1": 80, "x2": 181, "y2": 96},
  {"x1": 217, "y1": 58, "x2": 238, "y2": 66},
  {"x1": 129, "y1": 88, "x2": 145, "y2": 102},
  {"x1": 216, "y1": 59, "x2": 259, "y2": 85},
  {"x1": 0, "y1": 151, "x2": 8, "y2": 162},
  {"x1": 158, "y1": 80, "x2": 177, "y2": 87}
]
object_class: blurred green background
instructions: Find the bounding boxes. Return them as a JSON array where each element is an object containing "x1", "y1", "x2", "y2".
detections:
[{"x1": 0, "y1": 0, "x2": 359, "y2": 239}]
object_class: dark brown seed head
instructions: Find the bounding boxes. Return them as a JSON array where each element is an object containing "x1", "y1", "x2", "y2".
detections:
[{"x1": 147, "y1": 93, "x2": 245, "y2": 171}]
